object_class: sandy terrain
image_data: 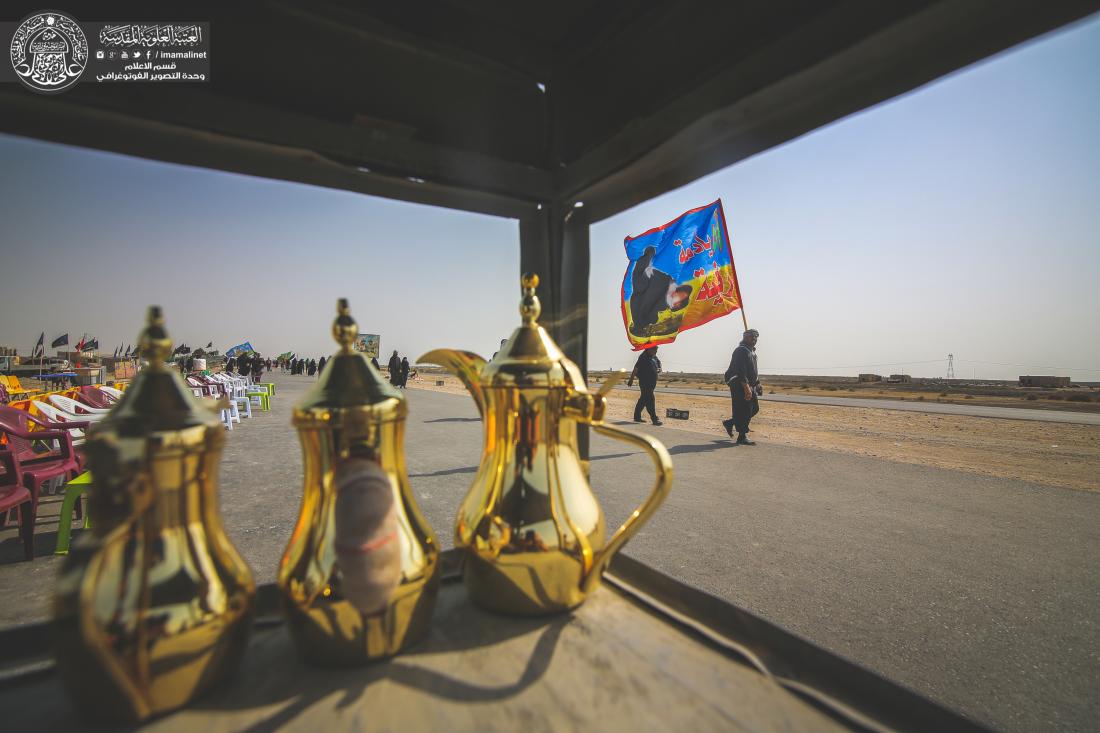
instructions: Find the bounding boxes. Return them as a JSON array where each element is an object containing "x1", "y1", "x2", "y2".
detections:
[
  {"x1": 584, "y1": 372, "x2": 1100, "y2": 414},
  {"x1": 411, "y1": 374, "x2": 1100, "y2": 493}
]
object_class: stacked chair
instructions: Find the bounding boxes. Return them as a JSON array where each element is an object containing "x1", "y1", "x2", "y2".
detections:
[
  {"x1": 188, "y1": 385, "x2": 239, "y2": 430},
  {"x1": 0, "y1": 375, "x2": 42, "y2": 402},
  {"x1": 0, "y1": 447, "x2": 36, "y2": 560},
  {"x1": 0, "y1": 405, "x2": 87, "y2": 560},
  {"x1": 1, "y1": 366, "x2": 277, "y2": 560}
]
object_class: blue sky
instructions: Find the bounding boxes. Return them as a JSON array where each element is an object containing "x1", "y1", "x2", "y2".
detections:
[{"x1": 1, "y1": 13, "x2": 1098, "y2": 380}]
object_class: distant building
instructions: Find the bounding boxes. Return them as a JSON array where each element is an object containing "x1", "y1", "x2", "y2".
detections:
[
  {"x1": 858, "y1": 373, "x2": 882, "y2": 382},
  {"x1": 886, "y1": 374, "x2": 911, "y2": 383},
  {"x1": 56, "y1": 350, "x2": 97, "y2": 362},
  {"x1": 1019, "y1": 375, "x2": 1070, "y2": 388}
]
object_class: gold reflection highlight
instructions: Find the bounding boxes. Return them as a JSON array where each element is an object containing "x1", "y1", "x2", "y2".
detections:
[
  {"x1": 422, "y1": 275, "x2": 672, "y2": 615},
  {"x1": 53, "y1": 307, "x2": 255, "y2": 723}
]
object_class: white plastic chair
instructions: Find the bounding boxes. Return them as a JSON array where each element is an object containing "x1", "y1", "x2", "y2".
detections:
[
  {"x1": 31, "y1": 401, "x2": 88, "y2": 444},
  {"x1": 230, "y1": 393, "x2": 252, "y2": 419},
  {"x1": 190, "y1": 387, "x2": 235, "y2": 430},
  {"x1": 210, "y1": 373, "x2": 242, "y2": 394},
  {"x1": 100, "y1": 386, "x2": 124, "y2": 401},
  {"x1": 49, "y1": 394, "x2": 111, "y2": 418}
]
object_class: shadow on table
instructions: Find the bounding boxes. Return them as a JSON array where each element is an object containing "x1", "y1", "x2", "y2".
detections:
[
  {"x1": 194, "y1": 592, "x2": 571, "y2": 733},
  {"x1": 408, "y1": 465, "x2": 479, "y2": 479},
  {"x1": 423, "y1": 416, "x2": 481, "y2": 423}
]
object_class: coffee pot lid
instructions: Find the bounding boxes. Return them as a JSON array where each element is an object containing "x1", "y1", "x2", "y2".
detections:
[
  {"x1": 295, "y1": 298, "x2": 402, "y2": 415},
  {"x1": 93, "y1": 306, "x2": 221, "y2": 437},
  {"x1": 481, "y1": 274, "x2": 587, "y2": 389}
]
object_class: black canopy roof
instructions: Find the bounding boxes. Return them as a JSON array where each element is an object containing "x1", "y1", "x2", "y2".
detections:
[{"x1": 3, "y1": 1, "x2": 1096, "y2": 222}]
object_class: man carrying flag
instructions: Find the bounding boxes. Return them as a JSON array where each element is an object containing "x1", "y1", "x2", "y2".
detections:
[
  {"x1": 622, "y1": 199, "x2": 759, "y2": 441},
  {"x1": 723, "y1": 329, "x2": 762, "y2": 445}
]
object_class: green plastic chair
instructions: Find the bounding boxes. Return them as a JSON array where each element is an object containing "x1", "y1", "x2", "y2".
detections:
[
  {"x1": 260, "y1": 382, "x2": 276, "y2": 396},
  {"x1": 55, "y1": 471, "x2": 92, "y2": 555},
  {"x1": 246, "y1": 390, "x2": 271, "y2": 412}
]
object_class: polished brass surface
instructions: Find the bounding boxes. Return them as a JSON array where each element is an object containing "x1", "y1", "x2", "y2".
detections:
[
  {"x1": 279, "y1": 298, "x2": 440, "y2": 665},
  {"x1": 420, "y1": 275, "x2": 673, "y2": 615},
  {"x1": 52, "y1": 306, "x2": 255, "y2": 723}
]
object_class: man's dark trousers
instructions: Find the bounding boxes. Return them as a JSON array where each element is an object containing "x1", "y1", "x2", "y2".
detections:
[
  {"x1": 635, "y1": 381, "x2": 658, "y2": 422},
  {"x1": 729, "y1": 384, "x2": 759, "y2": 435}
]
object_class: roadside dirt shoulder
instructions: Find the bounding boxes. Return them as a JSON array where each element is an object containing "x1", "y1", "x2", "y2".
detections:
[{"x1": 411, "y1": 376, "x2": 1100, "y2": 492}]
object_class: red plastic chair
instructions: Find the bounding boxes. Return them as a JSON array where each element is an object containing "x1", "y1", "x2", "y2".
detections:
[
  {"x1": 0, "y1": 406, "x2": 85, "y2": 485},
  {"x1": 76, "y1": 386, "x2": 117, "y2": 410},
  {"x1": 186, "y1": 376, "x2": 222, "y2": 397},
  {"x1": 0, "y1": 447, "x2": 36, "y2": 560}
]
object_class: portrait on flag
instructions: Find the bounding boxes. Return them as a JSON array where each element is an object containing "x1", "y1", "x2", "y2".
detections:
[
  {"x1": 354, "y1": 333, "x2": 380, "y2": 358},
  {"x1": 621, "y1": 200, "x2": 742, "y2": 349}
]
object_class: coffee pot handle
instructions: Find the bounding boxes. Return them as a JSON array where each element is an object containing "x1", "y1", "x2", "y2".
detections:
[{"x1": 580, "y1": 421, "x2": 673, "y2": 594}]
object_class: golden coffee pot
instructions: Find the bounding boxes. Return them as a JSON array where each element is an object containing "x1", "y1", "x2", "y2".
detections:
[
  {"x1": 279, "y1": 299, "x2": 440, "y2": 665},
  {"x1": 421, "y1": 274, "x2": 673, "y2": 615},
  {"x1": 53, "y1": 306, "x2": 255, "y2": 723}
]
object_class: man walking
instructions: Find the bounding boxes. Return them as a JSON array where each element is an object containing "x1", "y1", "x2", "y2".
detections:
[
  {"x1": 628, "y1": 346, "x2": 663, "y2": 426},
  {"x1": 722, "y1": 329, "x2": 761, "y2": 445}
]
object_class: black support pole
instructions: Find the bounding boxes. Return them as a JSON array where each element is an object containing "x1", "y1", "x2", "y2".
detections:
[{"x1": 519, "y1": 202, "x2": 591, "y2": 459}]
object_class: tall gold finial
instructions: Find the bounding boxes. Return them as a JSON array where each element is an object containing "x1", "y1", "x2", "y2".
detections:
[
  {"x1": 333, "y1": 298, "x2": 359, "y2": 353},
  {"x1": 138, "y1": 305, "x2": 172, "y2": 370},
  {"x1": 520, "y1": 273, "x2": 541, "y2": 324}
]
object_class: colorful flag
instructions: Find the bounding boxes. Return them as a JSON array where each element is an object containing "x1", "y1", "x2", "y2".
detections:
[
  {"x1": 51, "y1": 333, "x2": 68, "y2": 348},
  {"x1": 620, "y1": 199, "x2": 743, "y2": 350},
  {"x1": 225, "y1": 342, "x2": 254, "y2": 358},
  {"x1": 75, "y1": 335, "x2": 86, "y2": 352},
  {"x1": 32, "y1": 332, "x2": 44, "y2": 358},
  {"x1": 85, "y1": 337, "x2": 99, "y2": 351}
]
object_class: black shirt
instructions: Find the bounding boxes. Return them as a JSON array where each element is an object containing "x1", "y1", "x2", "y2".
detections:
[
  {"x1": 633, "y1": 351, "x2": 661, "y2": 387},
  {"x1": 724, "y1": 343, "x2": 758, "y2": 387}
]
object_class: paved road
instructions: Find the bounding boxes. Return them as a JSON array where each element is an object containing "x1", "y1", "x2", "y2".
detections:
[
  {"x1": 2, "y1": 375, "x2": 1096, "y2": 733},
  {"x1": 603, "y1": 383, "x2": 1100, "y2": 425},
  {"x1": 403, "y1": 388, "x2": 1100, "y2": 733}
]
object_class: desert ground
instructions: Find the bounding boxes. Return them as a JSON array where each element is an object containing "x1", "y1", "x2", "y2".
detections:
[
  {"x1": 415, "y1": 372, "x2": 1100, "y2": 492},
  {"x1": 587, "y1": 370, "x2": 1100, "y2": 413}
]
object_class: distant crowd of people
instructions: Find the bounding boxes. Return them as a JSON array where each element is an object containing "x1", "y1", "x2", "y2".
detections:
[
  {"x1": 279, "y1": 356, "x2": 326, "y2": 377},
  {"x1": 180, "y1": 353, "x2": 270, "y2": 381},
  {"x1": 236, "y1": 352, "x2": 418, "y2": 387}
]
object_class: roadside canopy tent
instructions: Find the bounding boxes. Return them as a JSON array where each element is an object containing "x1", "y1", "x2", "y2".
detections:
[{"x1": 2, "y1": 0, "x2": 1096, "y2": 375}]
